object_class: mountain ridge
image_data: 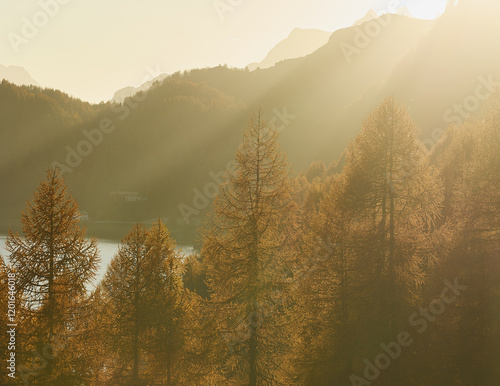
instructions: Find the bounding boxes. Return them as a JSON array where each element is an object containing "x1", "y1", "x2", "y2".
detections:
[
  {"x1": 3, "y1": 7, "x2": 500, "y2": 244},
  {"x1": 0, "y1": 65, "x2": 39, "y2": 87},
  {"x1": 247, "y1": 28, "x2": 331, "y2": 71}
]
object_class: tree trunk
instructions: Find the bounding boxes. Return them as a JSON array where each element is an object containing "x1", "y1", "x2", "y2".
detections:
[{"x1": 249, "y1": 330, "x2": 257, "y2": 386}]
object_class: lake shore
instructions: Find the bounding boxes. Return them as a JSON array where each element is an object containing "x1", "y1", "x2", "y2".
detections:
[{"x1": 0, "y1": 217, "x2": 200, "y2": 247}]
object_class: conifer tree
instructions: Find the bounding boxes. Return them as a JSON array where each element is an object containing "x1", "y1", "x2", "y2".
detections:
[
  {"x1": 102, "y1": 224, "x2": 149, "y2": 385},
  {"x1": 145, "y1": 219, "x2": 187, "y2": 385},
  {"x1": 103, "y1": 221, "x2": 188, "y2": 385},
  {"x1": 430, "y1": 98, "x2": 500, "y2": 385},
  {"x1": 340, "y1": 97, "x2": 449, "y2": 384},
  {"x1": 203, "y1": 112, "x2": 299, "y2": 385},
  {"x1": 75, "y1": 286, "x2": 111, "y2": 385},
  {"x1": 6, "y1": 168, "x2": 99, "y2": 383},
  {"x1": 293, "y1": 174, "x2": 360, "y2": 385}
]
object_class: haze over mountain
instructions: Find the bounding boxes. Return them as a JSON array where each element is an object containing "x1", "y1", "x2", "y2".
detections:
[
  {"x1": 354, "y1": 7, "x2": 413, "y2": 26},
  {"x1": 2, "y1": 1, "x2": 499, "y2": 245},
  {"x1": 2, "y1": 3, "x2": 499, "y2": 385},
  {"x1": 354, "y1": 0, "x2": 500, "y2": 142},
  {"x1": 353, "y1": 10, "x2": 379, "y2": 26},
  {"x1": 0, "y1": 65, "x2": 38, "y2": 87},
  {"x1": 111, "y1": 73, "x2": 169, "y2": 104},
  {"x1": 247, "y1": 28, "x2": 332, "y2": 71},
  {"x1": 114, "y1": 27, "x2": 332, "y2": 102},
  {"x1": 0, "y1": 0, "x2": 447, "y2": 103}
]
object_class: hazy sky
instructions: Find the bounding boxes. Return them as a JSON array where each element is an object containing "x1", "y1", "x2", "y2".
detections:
[{"x1": 1, "y1": 0, "x2": 447, "y2": 103}]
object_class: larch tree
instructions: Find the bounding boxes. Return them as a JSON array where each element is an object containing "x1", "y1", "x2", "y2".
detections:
[
  {"x1": 103, "y1": 221, "x2": 188, "y2": 385},
  {"x1": 430, "y1": 98, "x2": 500, "y2": 385},
  {"x1": 72, "y1": 285, "x2": 111, "y2": 385},
  {"x1": 6, "y1": 168, "x2": 99, "y2": 384},
  {"x1": 102, "y1": 224, "x2": 149, "y2": 385},
  {"x1": 202, "y1": 112, "x2": 300, "y2": 385},
  {"x1": 341, "y1": 97, "x2": 449, "y2": 384},
  {"x1": 292, "y1": 173, "x2": 362, "y2": 385},
  {"x1": 145, "y1": 219, "x2": 187, "y2": 385}
]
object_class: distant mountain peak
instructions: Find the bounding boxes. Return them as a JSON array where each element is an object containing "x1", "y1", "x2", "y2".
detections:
[
  {"x1": 111, "y1": 73, "x2": 168, "y2": 104},
  {"x1": 354, "y1": 7, "x2": 414, "y2": 26},
  {"x1": 354, "y1": 9, "x2": 378, "y2": 26},
  {"x1": 0, "y1": 65, "x2": 39, "y2": 87}
]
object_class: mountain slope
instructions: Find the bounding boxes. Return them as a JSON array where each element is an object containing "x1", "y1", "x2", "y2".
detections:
[
  {"x1": 1, "y1": 14, "x2": 436, "y2": 240},
  {"x1": 354, "y1": 7, "x2": 413, "y2": 26},
  {"x1": 247, "y1": 28, "x2": 331, "y2": 71},
  {"x1": 0, "y1": 81, "x2": 101, "y2": 228},
  {"x1": 0, "y1": 65, "x2": 39, "y2": 86},
  {"x1": 0, "y1": 79, "x2": 247, "y2": 242},
  {"x1": 362, "y1": 0, "x2": 500, "y2": 141},
  {"x1": 180, "y1": 15, "x2": 435, "y2": 167},
  {"x1": 111, "y1": 73, "x2": 169, "y2": 103},
  {"x1": 10, "y1": 9, "x2": 499, "y2": 245}
]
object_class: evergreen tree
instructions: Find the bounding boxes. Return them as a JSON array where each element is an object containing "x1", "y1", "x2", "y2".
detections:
[
  {"x1": 429, "y1": 98, "x2": 500, "y2": 385},
  {"x1": 102, "y1": 224, "x2": 149, "y2": 385},
  {"x1": 340, "y1": 97, "x2": 449, "y2": 384},
  {"x1": 75, "y1": 286, "x2": 111, "y2": 385},
  {"x1": 183, "y1": 253, "x2": 209, "y2": 300},
  {"x1": 203, "y1": 112, "x2": 299, "y2": 385},
  {"x1": 6, "y1": 168, "x2": 99, "y2": 384},
  {"x1": 103, "y1": 221, "x2": 189, "y2": 385},
  {"x1": 293, "y1": 174, "x2": 360, "y2": 385},
  {"x1": 145, "y1": 219, "x2": 187, "y2": 385}
]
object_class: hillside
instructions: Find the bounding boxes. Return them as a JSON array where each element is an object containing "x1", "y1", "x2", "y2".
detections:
[
  {"x1": 111, "y1": 73, "x2": 169, "y2": 104},
  {"x1": 0, "y1": 65, "x2": 39, "y2": 86},
  {"x1": 179, "y1": 15, "x2": 436, "y2": 166},
  {"x1": 247, "y1": 28, "x2": 331, "y2": 71},
  {"x1": 371, "y1": 0, "x2": 500, "y2": 138},
  {"x1": 4, "y1": 5, "x2": 500, "y2": 244}
]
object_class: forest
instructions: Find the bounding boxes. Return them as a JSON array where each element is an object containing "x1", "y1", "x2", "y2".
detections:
[
  {"x1": 3, "y1": 1, "x2": 499, "y2": 243},
  {"x1": 1, "y1": 94, "x2": 498, "y2": 385}
]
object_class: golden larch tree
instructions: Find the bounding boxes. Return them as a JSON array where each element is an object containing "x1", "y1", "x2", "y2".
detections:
[
  {"x1": 203, "y1": 112, "x2": 300, "y2": 385},
  {"x1": 6, "y1": 168, "x2": 99, "y2": 384}
]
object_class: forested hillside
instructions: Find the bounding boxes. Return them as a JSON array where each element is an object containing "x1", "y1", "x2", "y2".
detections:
[
  {"x1": 1, "y1": 2, "x2": 499, "y2": 245},
  {"x1": 1, "y1": 93, "x2": 498, "y2": 384}
]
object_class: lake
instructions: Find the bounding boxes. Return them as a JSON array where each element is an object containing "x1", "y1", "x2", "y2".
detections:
[{"x1": 0, "y1": 235, "x2": 195, "y2": 286}]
